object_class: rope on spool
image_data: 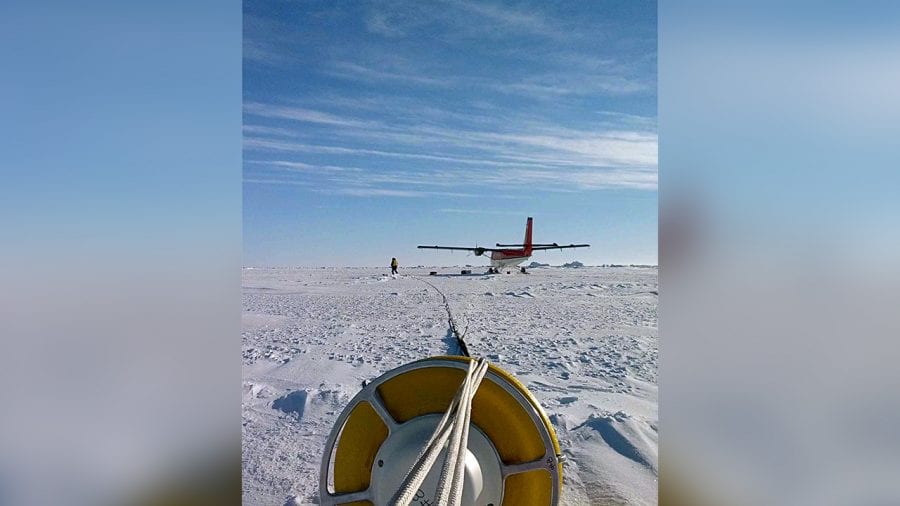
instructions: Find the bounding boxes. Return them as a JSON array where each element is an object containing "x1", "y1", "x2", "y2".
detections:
[{"x1": 390, "y1": 358, "x2": 489, "y2": 506}]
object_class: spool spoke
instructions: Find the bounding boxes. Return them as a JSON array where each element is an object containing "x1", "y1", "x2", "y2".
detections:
[
  {"x1": 502, "y1": 457, "x2": 552, "y2": 477},
  {"x1": 367, "y1": 389, "x2": 399, "y2": 431}
]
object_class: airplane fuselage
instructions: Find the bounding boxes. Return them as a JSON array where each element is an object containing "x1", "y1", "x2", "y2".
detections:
[{"x1": 490, "y1": 249, "x2": 530, "y2": 268}]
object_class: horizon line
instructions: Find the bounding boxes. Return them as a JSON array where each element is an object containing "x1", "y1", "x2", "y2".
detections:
[{"x1": 242, "y1": 264, "x2": 658, "y2": 269}]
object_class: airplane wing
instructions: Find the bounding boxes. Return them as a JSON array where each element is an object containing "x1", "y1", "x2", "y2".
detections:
[
  {"x1": 417, "y1": 245, "x2": 503, "y2": 252},
  {"x1": 496, "y1": 243, "x2": 567, "y2": 247},
  {"x1": 528, "y1": 243, "x2": 590, "y2": 251}
]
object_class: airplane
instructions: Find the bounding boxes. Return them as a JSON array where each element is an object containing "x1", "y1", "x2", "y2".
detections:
[{"x1": 418, "y1": 217, "x2": 590, "y2": 273}]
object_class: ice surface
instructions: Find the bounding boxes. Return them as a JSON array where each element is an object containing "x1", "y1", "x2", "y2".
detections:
[{"x1": 242, "y1": 266, "x2": 658, "y2": 505}]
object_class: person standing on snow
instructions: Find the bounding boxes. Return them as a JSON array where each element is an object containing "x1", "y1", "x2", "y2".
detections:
[{"x1": 390, "y1": 257, "x2": 399, "y2": 275}]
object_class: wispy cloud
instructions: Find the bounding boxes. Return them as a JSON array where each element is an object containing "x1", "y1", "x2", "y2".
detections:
[
  {"x1": 243, "y1": 14, "x2": 302, "y2": 67},
  {"x1": 243, "y1": 137, "x2": 555, "y2": 168},
  {"x1": 445, "y1": 0, "x2": 566, "y2": 40},
  {"x1": 245, "y1": 160, "x2": 363, "y2": 174},
  {"x1": 503, "y1": 167, "x2": 658, "y2": 191},
  {"x1": 322, "y1": 57, "x2": 650, "y2": 98},
  {"x1": 320, "y1": 187, "x2": 480, "y2": 198},
  {"x1": 595, "y1": 111, "x2": 658, "y2": 129},
  {"x1": 245, "y1": 105, "x2": 656, "y2": 169},
  {"x1": 326, "y1": 61, "x2": 450, "y2": 87},
  {"x1": 497, "y1": 74, "x2": 651, "y2": 97},
  {"x1": 243, "y1": 40, "x2": 287, "y2": 66},
  {"x1": 242, "y1": 124, "x2": 298, "y2": 137},
  {"x1": 242, "y1": 94, "x2": 658, "y2": 196},
  {"x1": 243, "y1": 178, "x2": 312, "y2": 187},
  {"x1": 362, "y1": 0, "x2": 568, "y2": 41},
  {"x1": 245, "y1": 153, "x2": 657, "y2": 195},
  {"x1": 243, "y1": 103, "x2": 375, "y2": 128},
  {"x1": 439, "y1": 208, "x2": 528, "y2": 216},
  {"x1": 364, "y1": 12, "x2": 408, "y2": 38},
  {"x1": 478, "y1": 130, "x2": 658, "y2": 167}
]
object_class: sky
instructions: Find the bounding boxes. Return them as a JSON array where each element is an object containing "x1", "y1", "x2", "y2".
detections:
[
  {"x1": 243, "y1": 0, "x2": 657, "y2": 267},
  {"x1": 2, "y1": 0, "x2": 241, "y2": 269}
]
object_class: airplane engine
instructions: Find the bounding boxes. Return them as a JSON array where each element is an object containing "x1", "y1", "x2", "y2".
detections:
[{"x1": 473, "y1": 247, "x2": 485, "y2": 256}]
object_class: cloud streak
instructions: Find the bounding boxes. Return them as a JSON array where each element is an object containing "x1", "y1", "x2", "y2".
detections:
[
  {"x1": 243, "y1": 137, "x2": 564, "y2": 168},
  {"x1": 245, "y1": 155, "x2": 657, "y2": 196},
  {"x1": 446, "y1": 0, "x2": 566, "y2": 39},
  {"x1": 243, "y1": 103, "x2": 376, "y2": 128},
  {"x1": 326, "y1": 61, "x2": 450, "y2": 87},
  {"x1": 243, "y1": 92, "x2": 657, "y2": 197},
  {"x1": 439, "y1": 208, "x2": 528, "y2": 216},
  {"x1": 243, "y1": 107, "x2": 657, "y2": 171},
  {"x1": 318, "y1": 187, "x2": 480, "y2": 198}
]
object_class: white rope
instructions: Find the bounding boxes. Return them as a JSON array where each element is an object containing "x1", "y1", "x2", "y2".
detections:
[
  {"x1": 435, "y1": 359, "x2": 488, "y2": 505},
  {"x1": 448, "y1": 368, "x2": 479, "y2": 506},
  {"x1": 389, "y1": 362, "x2": 471, "y2": 505},
  {"x1": 390, "y1": 358, "x2": 489, "y2": 506}
]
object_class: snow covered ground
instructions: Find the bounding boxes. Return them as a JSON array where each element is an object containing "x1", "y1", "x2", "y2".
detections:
[{"x1": 242, "y1": 266, "x2": 658, "y2": 505}]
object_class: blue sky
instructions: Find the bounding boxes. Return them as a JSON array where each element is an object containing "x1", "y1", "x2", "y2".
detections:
[
  {"x1": 243, "y1": 0, "x2": 657, "y2": 267},
  {"x1": 2, "y1": 0, "x2": 241, "y2": 269}
]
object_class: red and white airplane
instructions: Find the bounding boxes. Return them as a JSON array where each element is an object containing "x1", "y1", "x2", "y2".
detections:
[{"x1": 418, "y1": 217, "x2": 590, "y2": 273}]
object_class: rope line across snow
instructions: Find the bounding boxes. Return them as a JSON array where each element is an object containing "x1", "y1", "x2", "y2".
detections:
[{"x1": 414, "y1": 276, "x2": 472, "y2": 358}]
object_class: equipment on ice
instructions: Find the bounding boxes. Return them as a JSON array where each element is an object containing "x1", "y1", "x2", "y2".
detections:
[{"x1": 319, "y1": 356, "x2": 563, "y2": 506}]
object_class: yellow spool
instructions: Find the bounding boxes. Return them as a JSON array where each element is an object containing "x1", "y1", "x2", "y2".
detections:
[{"x1": 319, "y1": 356, "x2": 563, "y2": 506}]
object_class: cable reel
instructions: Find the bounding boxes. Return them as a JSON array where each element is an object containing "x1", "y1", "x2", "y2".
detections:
[{"x1": 319, "y1": 356, "x2": 563, "y2": 506}]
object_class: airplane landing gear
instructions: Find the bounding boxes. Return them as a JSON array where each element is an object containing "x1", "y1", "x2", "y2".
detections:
[{"x1": 520, "y1": 267, "x2": 528, "y2": 274}]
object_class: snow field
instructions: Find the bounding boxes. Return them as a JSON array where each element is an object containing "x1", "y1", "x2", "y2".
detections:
[{"x1": 242, "y1": 266, "x2": 658, "y2": 505}]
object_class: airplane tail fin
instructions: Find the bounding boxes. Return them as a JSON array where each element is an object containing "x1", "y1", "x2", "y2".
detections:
[{"x1": 524, "y1": 217, "x2": 533, "y2": 254}]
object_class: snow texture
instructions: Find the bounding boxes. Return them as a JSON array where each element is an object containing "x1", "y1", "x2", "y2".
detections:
[{"x1": 242, "y1": 266, "x2": 658, "y2": 505}]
